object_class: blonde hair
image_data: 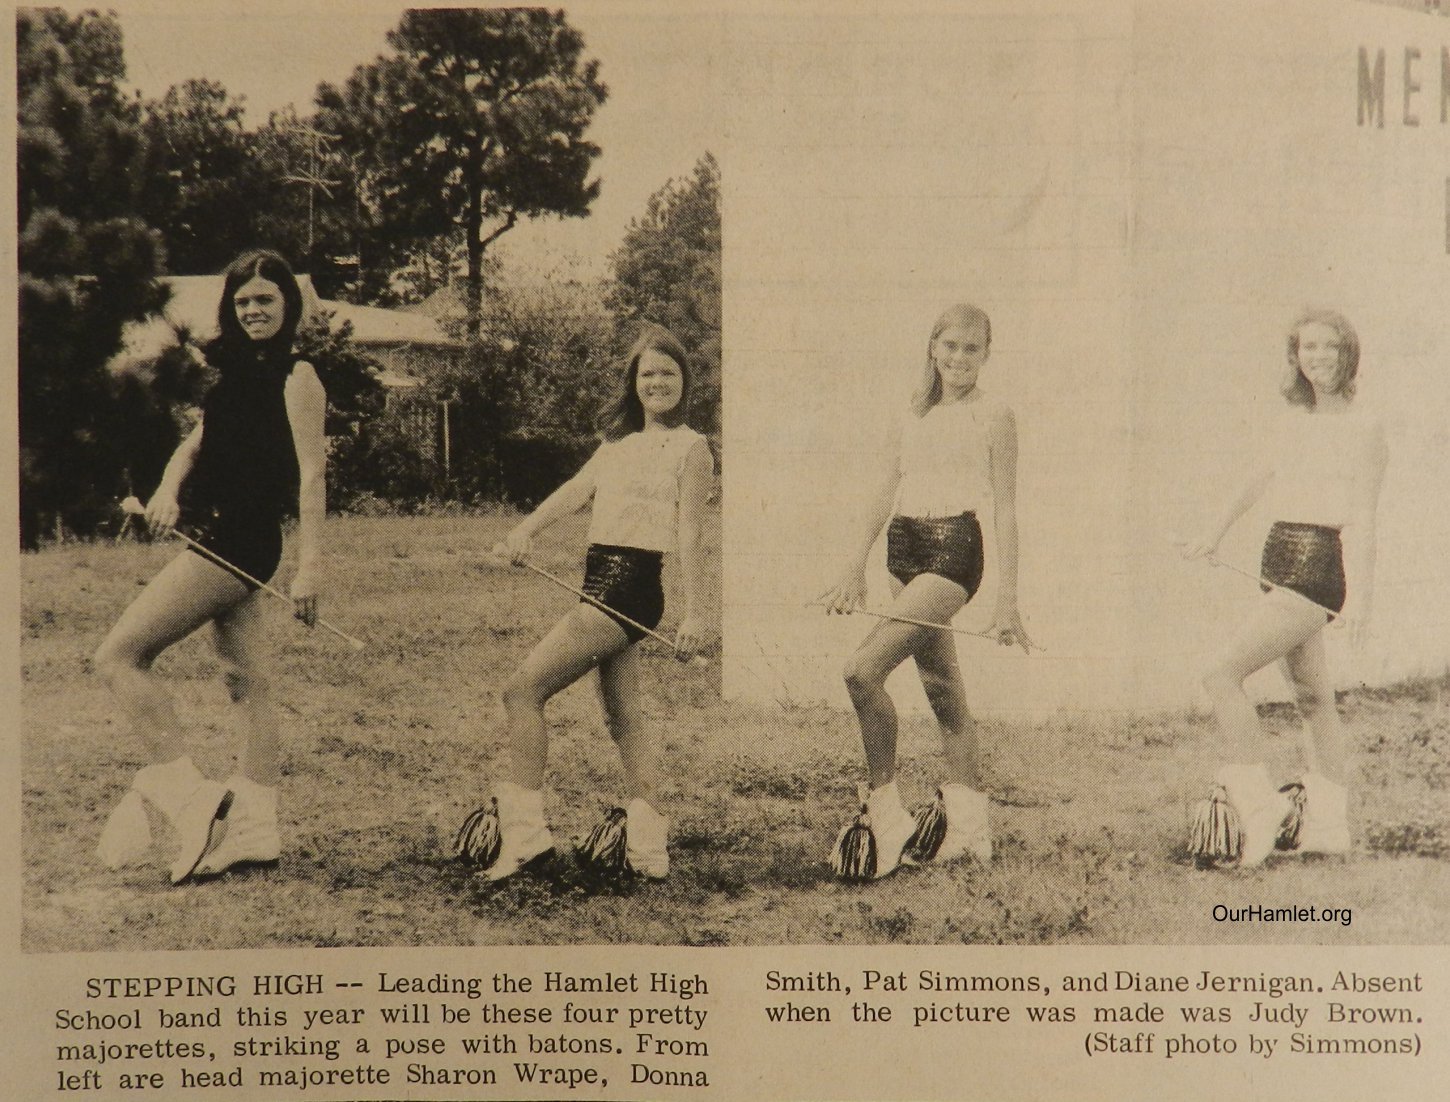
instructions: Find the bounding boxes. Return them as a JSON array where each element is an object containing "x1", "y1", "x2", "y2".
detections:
[{"x1": 910, "y1": 303, "x2": 992, "y2": 417}]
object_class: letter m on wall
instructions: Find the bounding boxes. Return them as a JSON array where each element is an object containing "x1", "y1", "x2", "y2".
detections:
[{"x1": 1359, "y1": 46, "x2": 1385, "y2": 127}]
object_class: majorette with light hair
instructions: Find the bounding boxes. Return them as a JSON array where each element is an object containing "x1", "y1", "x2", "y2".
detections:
[
  {"x1": 817, "y1": 303, "x2": 1032, "y2": 881},
  {"x1": 1183, "y1": 308, "x2": 1387, "y2": 868}
]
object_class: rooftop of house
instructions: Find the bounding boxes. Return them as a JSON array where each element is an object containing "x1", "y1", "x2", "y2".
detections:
[{"x1": 110, "y1": 275, "x2": 463, "y2": 377}]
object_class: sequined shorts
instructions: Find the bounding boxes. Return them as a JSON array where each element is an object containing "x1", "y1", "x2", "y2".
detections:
[
  {"x1": 886, "y1": 513, "x2": 984, "y2": 598},
  {"x1": 1260, "y1": 521, "x2": 1344, "y2": 617},
  {"x1": 581, "y1": 544, "x2": 665, "y2": 644}
]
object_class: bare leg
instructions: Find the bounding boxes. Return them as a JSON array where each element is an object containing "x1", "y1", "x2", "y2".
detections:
[
  {"x1": 94, "y1": 552, "x2": 250, "y2": 763},
  {"x1": 501, "y1": 606, "x2": 631, "y2": 790},
  {"x1": 597, "y1": 644, "x2": 655, "y2": 803},
  {"x1": 1201, "y1": 592, "x2": 1328, "y2": 763},
  {"x1": 914, "y1": 628, "x2": 979, "y2": 787},
  {"x1": 843, "y1": 574, "x2": 968, "y2": 789},
  {"x1": 1279, "y1": 631, "x2": 1349, "y2": 784},
  {"x1": 213, "y1": 591, "x2": 280, "y2": 785}
]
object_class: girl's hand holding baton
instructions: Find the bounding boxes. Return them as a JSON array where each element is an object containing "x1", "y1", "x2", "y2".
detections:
[
  {"x1": 289, "y1": 565, "x2": 320, "y2": 629},
  {"x1": 492, "y1": 541, "x2": 708, "y2": 665},
  {"x1": 672, "y1": 613, "x2": 708, "y2": 662},
  {"x1": 121, "y1": 496, "x2": 363, "y2": 650},
  {"x1": 1335, "y1": 596, "x2": 1372, "y2": 650},
  {"x1": 987, "y1": 603, "x2": 1034, "y2": 654},
  {"x1": 815, "y1": 565, "x2": 867, "y2": 616},
  {"x1": 497, "y1": 528, "x2": 534, "y2": 567},
  {"x1": 143, "y1": 490, "x2": 181, "y2": 535},
  {"x1": 1174, "y1": 531, "x2": 1220, "y2": 562}
]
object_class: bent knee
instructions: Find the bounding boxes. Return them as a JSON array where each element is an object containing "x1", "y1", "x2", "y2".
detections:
[{"x1": 843, "y1": 654, "x2": 885, "y2": 697}]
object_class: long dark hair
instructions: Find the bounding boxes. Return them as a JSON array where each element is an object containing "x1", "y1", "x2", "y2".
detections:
[
  {"x1": 205, "y1": 250, "x2": 306, "y2": 373},
  {"x1": 910, "y1": 303, "x2": 993, "y2": 417},
  {"x1": 598, "y1": 325, "x2": 692, "y2": 441},
  {"x1": 1282, "y1": 308, "x2": 1359, "y2": 409}
]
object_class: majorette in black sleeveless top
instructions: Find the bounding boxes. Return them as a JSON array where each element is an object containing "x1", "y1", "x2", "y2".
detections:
[{"x1": 184, "y1": 346, "x2": 300, "y2": 526}]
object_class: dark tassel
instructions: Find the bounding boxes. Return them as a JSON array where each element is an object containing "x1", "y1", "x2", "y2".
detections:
[
  {"x1": 831, "y1": 789, "x2": 878, "y2": 882},
  {"x1": 576, "y1": 807, "x2": 629, "y2": 879},
  {"x1": 1275, "y1": 782, "x2": 1306, "y2": 851},
  {"x1": 907, "y1": 789, "x2": 948, "y2": 863},
  {"x1": 1188, "y1": 784, "x2": 1242, "y2": 867},
  {"x1": 453, "y1": 799, "x2": 502, "y2": 867}
]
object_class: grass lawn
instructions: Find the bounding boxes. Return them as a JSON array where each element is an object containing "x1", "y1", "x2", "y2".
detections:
[{"x1": 20, "y1": 511, "x2": 1450, "y2": 950}]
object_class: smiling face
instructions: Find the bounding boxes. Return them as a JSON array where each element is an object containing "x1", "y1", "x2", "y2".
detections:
[
  {"x1": 636, "y1": 349, "x2": 685, "y2": 421},
  {"x1": 233, "y1": 277, "x2": 287, "y2": 343},
  {"x1": 1293, "y1": 321, "x2": 1347, "y2": 398},
  {"x1": 931, "y1": 321, "x2": 991, "y2": 400}
]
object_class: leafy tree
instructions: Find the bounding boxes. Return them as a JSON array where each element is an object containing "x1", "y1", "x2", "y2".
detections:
[
  {"x1": 607, "y1": 153, "x2": 721, "y2": 437},
  {"x1": 446, "y1": 267, "x2": 614, "y2": 503},
  {"x1": 108, "y1": 335, "x2": 210, "y2": 504},
  {"x1": 137, "y1": 91, "x2": 362, "y2": 295},
  {"x1": 314, "y1": 8, "x2": 607, "y2": 334},
  {"x1": 136, "y1": 79, "x2": 256, "y2": 274},
  {"x1": 275, "y1": 316, "x2": 391, "y2": 511},
  {"x1": 18, "y1": 8, "x2": 168, "y2": 546},
  {"x1": 295, "y1": 316, "x2": 388, "y2": 436}
]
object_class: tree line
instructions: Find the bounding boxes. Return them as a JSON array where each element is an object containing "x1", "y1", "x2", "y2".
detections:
[{"x1": 18, "y1": 7, "x2": 720, "y2": 547}]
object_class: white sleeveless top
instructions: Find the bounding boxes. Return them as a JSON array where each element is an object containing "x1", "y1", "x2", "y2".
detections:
[
  {"x1": 1261, "y1": 408, "x2": 1378, "y2": 529},
  {"x1": 583, "y1": 426, "x2": 710, "y2": 552},
  {"x1": 893, "y1": 392, "x2": 1002, "y2": 518}
]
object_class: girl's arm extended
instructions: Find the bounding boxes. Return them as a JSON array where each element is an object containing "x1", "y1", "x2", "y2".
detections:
[
  {"x1": 1338, "y1": 416, "x2": 1388, "y2": 646},
  {"x1": 817, "y1": 422, "x2": 902, "y2": 613},
  {"x1": 987, "y1": 404, "x2": 1031, "y2": 652},
  {"x1": 672, "y1": 438, "x2": 715, "y2": 660},
  {"x1": 285, "y1": 362, "x2": 328, "y2": 626},
  {"x1": 500, "y1": 447, "x2": 601, "y2": 562}
]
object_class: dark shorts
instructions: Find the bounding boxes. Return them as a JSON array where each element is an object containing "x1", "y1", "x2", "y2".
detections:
[
  {"x1": 580, "y1": 544, "x2": 665, "y2": 644},
  {"x1": 186, "y1": 510, "x2": 284, "y2": 589},
  {"x1": 1260, "y1": 521, "x2": 1345, "y2": 617},
  {"x1": 886, "y1": 512, "x2": 985, "y2": 599}
]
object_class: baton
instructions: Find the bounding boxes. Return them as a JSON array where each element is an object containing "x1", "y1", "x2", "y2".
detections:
[
  {"x1": 510, "y1": 557, "x2": 708, "y2": 664},
  {"x1": 122, "y1": 497, "x2": 366, "y2": 651}
]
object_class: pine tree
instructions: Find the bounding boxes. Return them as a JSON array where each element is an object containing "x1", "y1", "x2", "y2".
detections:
[
  {"x1": 315, "y1": 9, "x2": 607, "y2": 334},
  {"x1": 18, "y1": 8, "x2": 168, "y2": 545}
]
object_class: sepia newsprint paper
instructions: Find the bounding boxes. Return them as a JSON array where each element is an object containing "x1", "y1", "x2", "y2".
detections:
[{"x1": 5, "y1": 0, "x2": 1450, "y2": 1099}]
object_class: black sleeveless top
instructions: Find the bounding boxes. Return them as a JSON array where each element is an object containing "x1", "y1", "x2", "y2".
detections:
[{"x1": 184, "y1": 346, "x2": 300, "y2": 526}]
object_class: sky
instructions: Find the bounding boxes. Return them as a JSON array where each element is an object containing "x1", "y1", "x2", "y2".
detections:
[{"x1": 108, "y1": 0, "x2": 724, "y2": 278}]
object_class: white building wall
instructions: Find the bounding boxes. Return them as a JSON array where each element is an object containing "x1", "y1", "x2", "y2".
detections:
[{"x1": 723, "y1": 0, "x2": 1450, "y2": 715}]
